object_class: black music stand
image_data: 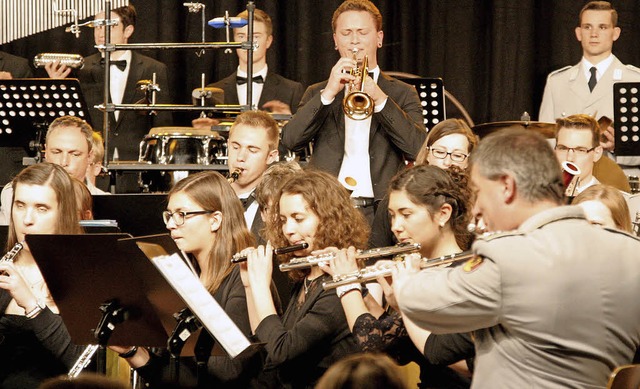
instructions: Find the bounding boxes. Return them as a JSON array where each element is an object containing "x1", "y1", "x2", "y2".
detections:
[
  {"x1": 92, "y1": 193, "x2": 167, "y2": 237},
  {"x1": 0, "y1": 78, "x2": 92, "y2": 185},
  {"x1": 393, "y1": 77, "x2": 446, "y2": 129},
  {"x1": 613, "y1": 82, "x2": 640, "y2": 157}
]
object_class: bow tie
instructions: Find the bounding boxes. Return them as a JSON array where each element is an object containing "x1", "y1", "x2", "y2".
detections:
[
  {"x1": 100, "y1": 59, "x2": 127, "y2": 71},
  {"x1": 236, "y1": 75, "x2": 264, "y2": 85}
]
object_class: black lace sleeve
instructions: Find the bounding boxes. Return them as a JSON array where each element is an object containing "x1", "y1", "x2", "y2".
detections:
[{"x1": 352, "y1": 310, "x2": 408, "y2": 352}]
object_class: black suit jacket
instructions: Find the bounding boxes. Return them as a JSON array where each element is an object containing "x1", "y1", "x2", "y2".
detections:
[
  {"x1": 0, "y1": 51, "x2": 33, "y2": 78},
  {"x1": 78, "y1": 52, "x2": 172, "y2": 160},
  {"x1": 209, "y1": 71, "x2": 304, "y2": 113},
  {"x1": 281, "y1": 73, "x2": 426, "y2": 200}
]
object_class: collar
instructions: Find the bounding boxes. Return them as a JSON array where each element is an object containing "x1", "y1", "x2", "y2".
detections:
[
  {"x1": 518, "y1": 206, "x2": 586, "y2": 234},
  {"x1": 369, "y1": 66, "x2": 380, "y2": 83},
  {"x1": 581, "y1": 54, "x2": 614, "y2": 80},
  {"x1": 237, "y1": 65, "x2": 268, "y2": 79}
]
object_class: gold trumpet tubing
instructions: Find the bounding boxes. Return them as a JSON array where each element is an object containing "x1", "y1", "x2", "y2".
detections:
[
  {"x1": 278, "y1": 243, "x2": 421, "y2": 272},
  {"x1": 322, "y1": 250, "x2": 475, "y2": 290},
  {"x1": 68, "y1": 344, "x2": 99, "y2": 378}
]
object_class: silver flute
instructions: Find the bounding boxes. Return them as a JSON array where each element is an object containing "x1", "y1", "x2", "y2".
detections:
[
  {"x1": 322, "y1": 250, "x2": 475, "y2": 290},
  {"x1": 67, "y1": 344, "x2": 99, "y2": 378},
  {"x1": 278, "y1": 243, "x2": 421, "y2": 272},
  {"x1": 1, "y1": 242, "x2": 23, "y2": 263}
]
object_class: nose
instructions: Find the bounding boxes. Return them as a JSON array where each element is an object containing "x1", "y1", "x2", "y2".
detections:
[
  {"x1": 59, "y1": 152, "x2": 70, "y2": 167},
  {"x1": 165, "y1": 216, "x2": 177, "y2": 230},
  {"x1": 390, "y1": 215, "x2": 403, "y2": 234},
  {"x1": 442, "y1": 154, "x2": 453, "y2": 167},
  {"x1": 282, "y1": 219, "x2": 296, "y2": 237},
  {"x1": 22, "y1": 208, "x2": 35, "y2": 226},
  {"x1": 566, "y1": 149, "x2": 576, "y2": 162},
  {"x1": 236, "y1": 148, "x2": 247, "y2": 162}
]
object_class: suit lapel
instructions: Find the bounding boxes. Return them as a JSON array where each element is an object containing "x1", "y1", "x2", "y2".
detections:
[
  {"x1": 332, "y1": 90, "x2": 346, "y2": 145},
  {"x1": 568, "y1": 63, "x2": 591, "y2": 106},
  {"x1": 223, "y1": 75, "x2": 240, "y2": 104},
  {"x1": 258, "y1": 72, "x2": 279, "y2": 108}
]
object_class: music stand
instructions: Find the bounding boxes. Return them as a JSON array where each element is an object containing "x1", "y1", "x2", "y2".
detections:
[
  {"x1": 92, "y1": 193, "x2": 167, "y2": 237},
  {"x1": 393, "y1": 77, "x2": 446, "y2": 129},
  {"x1": 613, "y1": 82, "x2": 640, "y2": 157}
]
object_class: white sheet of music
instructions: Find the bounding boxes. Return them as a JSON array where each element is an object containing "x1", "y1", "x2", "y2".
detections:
[{"x1": 150, "y1": 253, "x2": 251, "y2": 358}]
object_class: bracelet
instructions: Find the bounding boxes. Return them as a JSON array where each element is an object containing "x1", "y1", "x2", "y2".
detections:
[
  {"x1": 25, "y1": 299, "x2": 46, "y2": 319},
  {"x1": 118, "y1": 346, "x2": 138, "y2": 358},
  {"x1": 336, "y1": 284, "x2": 362, "y2": 299}
]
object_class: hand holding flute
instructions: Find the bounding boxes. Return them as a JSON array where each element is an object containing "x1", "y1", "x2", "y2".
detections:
[{"x1": 231, "y1": 242, "x2": 309, "y2": 263}]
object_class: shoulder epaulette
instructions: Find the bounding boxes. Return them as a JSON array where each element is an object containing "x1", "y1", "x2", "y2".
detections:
[
  {"x1": 475, "y1": 229, "x2": 524, "y2": 242},
  {"x1": 548, "y1": 65, "x2": 572, "y2": 77},
  {"x1": 624, "y1": 64, "x2": 640, "y2": 74}
]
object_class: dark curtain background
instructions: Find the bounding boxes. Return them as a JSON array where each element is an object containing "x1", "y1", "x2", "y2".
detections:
[{"x1": 2, "y1": 0, "x2": 640, "y2": 126}]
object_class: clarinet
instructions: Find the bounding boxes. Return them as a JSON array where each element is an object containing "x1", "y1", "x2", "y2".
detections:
[{"x1": 67, "y1": 344, "x2": 100, "y2": 378}]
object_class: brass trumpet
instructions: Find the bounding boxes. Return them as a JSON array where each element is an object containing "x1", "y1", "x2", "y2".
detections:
[
  {"x1": 322, "y1": 251, "x2": 475, "y2": 290},
  {"x1": 278, "y1": 243, "x2": 421, "y2": 272},
  {"x1": 343, "y1": 48, "x2": 374, "y2": 121},
  {"x1": 227, "y1": 168, "x2": 242, "y2": 184}
]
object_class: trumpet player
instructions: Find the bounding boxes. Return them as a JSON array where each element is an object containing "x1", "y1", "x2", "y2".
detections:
[
  {"x1": 395, "y1": 129, "x2": 640, "y2": 388},
  {"x1": 282, "y1": 0, "x2": 426, "y2": 226},
  {"x1": 0, "y1": 163, "x2": 85, "y2": 388},
  {"x1": 239, "y1": 170, "x2": 368, "y2": 388},
  {"x1": 326, "y1": 165, "x2": 476, "y2": 388}
]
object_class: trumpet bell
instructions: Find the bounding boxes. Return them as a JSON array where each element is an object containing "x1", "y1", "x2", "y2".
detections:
[{"x1": 343, "y1": 91, "x2": 374, "y2": 120}]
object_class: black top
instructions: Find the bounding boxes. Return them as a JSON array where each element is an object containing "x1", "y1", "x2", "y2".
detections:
[
  {"x1": 254, "y1": 274, "x2": 360, "y2": 389},
  {"x1": 353, "y1": 310, "x2": 474, "y2": 389},
  {"x1": 0, "y1": 293, "x2": 84, "y2": 389}
]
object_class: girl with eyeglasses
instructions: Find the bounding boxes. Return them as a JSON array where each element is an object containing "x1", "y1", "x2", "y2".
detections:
[
  {"x1": 115, "y1": 171, "x2": 261, "y2": 388},
  {"x1": 331, "y1": 164, "x2": 476, "y2": 388},
  {"x1": 240, "y1": 170, "x2": 368, "y2": 388}
]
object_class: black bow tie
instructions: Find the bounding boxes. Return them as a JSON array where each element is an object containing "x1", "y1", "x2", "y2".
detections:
[
  {"x1": 100, "y1": 59, "x2": 127, "y2": 71},
  {"x1": 240, "y1": 192, "x2": 256, "y2": 211},
  {"x1": 236, "y1": 75, "x2": 264, "y2": 85}
]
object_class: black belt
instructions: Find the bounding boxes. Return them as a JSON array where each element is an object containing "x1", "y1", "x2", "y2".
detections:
[{"x1": 351, "y1": 197, "x2": 375, "y2": 208}]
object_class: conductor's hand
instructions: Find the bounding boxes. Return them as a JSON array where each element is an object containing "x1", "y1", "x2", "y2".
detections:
[
  {"x1": 45, "y1": 61, "x2": 71, "y2": 79},
  {"x1": 0, "y1": 262, "x2": 38, "y2": 311},
  {"x1": 321, "y1": 56, "x2": 357, "y2": 102},
  {"x1": 191, "y1": 117, "x2": 220, "y2": 129}
]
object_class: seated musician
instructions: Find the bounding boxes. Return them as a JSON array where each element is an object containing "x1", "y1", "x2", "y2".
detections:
[
  {"x1": 0, "y1": 116, "x2": 106, "y2": 224},
  {"x1": 0, "y1": 50, "x2": 33, "y2": 79},
  {"x1": 394, "y1": 129, "x2": 640, "y2": 387},
  {"x1": 240, "y1": 170, "x2": 367, "y2": 388},
  {"x1": 370, "y1": 118, "x2": 478, "y2": 248},
  {"x1": 192, "y1": 8, "x2": 304, "y2": 129},
  {"x1": 0, "y1": 163, "x2": 85, "y2": 389},
  {"x1": 281, "y1": 0, "x2": 426, "y2": 226},
  {"x1": 113, "y1": 171, "x2": 262, "y2": 387},
  {"x1": 328, "y1": 165, "x2": 475, "y2": 388}
]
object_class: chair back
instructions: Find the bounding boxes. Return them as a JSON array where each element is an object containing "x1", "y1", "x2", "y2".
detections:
[{"x1": 607, "y1": 364, "x2": 640, "y2": 389}]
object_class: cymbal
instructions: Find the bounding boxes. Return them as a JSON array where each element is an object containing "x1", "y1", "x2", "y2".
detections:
[{"x1": 472, "y1": 121, "x2": 556, "y2": 139}]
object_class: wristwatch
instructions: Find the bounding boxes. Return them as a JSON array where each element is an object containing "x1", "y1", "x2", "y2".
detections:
[{"x1": 25, "y1": 299, "x2": 46, "y2": 319}]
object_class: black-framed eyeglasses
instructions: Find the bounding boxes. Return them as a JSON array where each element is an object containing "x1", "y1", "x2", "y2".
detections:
[
  {"x1": 427, "y1": 147, "x2": 469, "y2": 163},
  {"x1": 162, "y1": 210, "x2": 214, "y2": 226},
  {"x1": 554, "y1": 145, "x2": 596, "y2": 156}
]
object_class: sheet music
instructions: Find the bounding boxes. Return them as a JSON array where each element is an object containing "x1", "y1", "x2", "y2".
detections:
[{"x1": 150, "y1": 253, "x2": 251, "y2": 358}]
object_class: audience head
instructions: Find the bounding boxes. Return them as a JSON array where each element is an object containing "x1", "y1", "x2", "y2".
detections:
[
  {"x1": 554, "y1": 114, "x2": 603, "y2": 183},
  {"x1": 332, "y1": 0, "x2": 383, "y2": 67},
  {"x1": 266, "y1": 170, "x2": 370, "y2": 281},
  {"x1": 389, "y1": 165, "x2": 473, "y2": 255},
  {"x1": 86, "y1": 131, "x2": 105, "y2": 186},
  {"x1": 254, "y1": 161, "x2": 302, "y2": 222},
  {"x1": 95, "y1": 5, "x2": 136, "y2": 46},
  {"x1": 165, "y1": 171, "x2": 254, "y2": 293},
  {"x1": 572, "y1": 184, "x2": 632, "y2": 232},
  {"x1": 45, "y1": 116, "x2": 94, "y2": 181},
  {"x1": 227, "y1": 110, "x2": 280, "y2": 192},
  {"x1": 575, "y1": 1, "x2": 620, "y2": 61},
  {"x1": 235, "y1": 9, "x2": 273, "y2": 67},
  {"x1": 416, "y1": 119, "x2": 478, "y2": 168},
  {"x1": 469, "y1": 129, "x2": 563, "y2": 232},
  {"x1": 8, "y1": 163, "x2": 81, "y2": 251},
  {"x1": 315, "y1": 353, "x2": 407, "y2": 389}
]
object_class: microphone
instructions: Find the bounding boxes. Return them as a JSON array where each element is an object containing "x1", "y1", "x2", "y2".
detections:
[{"x1": 208, "y1": 17, "x2": 248, "y2": 29}]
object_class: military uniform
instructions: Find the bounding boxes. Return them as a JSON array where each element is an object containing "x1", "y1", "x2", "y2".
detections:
[{"x1": 397, "y1": 206, "x2": 640, "y2": 389}]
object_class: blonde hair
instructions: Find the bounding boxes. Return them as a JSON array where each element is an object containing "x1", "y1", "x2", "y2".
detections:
[{"x1": 572, "y1": 184, "x2": 632, "y2": 232}]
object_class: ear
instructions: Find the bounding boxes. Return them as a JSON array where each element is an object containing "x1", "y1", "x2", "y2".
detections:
[
  {"x1": 613, "y1": 26, "x2": 621, "y2": 42},
  {"x1": 333, "y1": 33, "x2": 339, "y2": 51},
  {"x1": 267, "y1": 149, "x2": 279, "y2": 165},
  {"x1": 265, "y1": 34, "x2": 273, "y2": 50},
  {"x1": 592, "y1": 145, "x2": 603, "y2": 162},
  {"x1": 500, "y1": 174, "x2": 517, "y2": 205},
  {"x1": 377, "y1": 30, "x2": 384, "y2": 48},
  {"x1": 437, "y1": 202, "x2": 453, "y2": 227},
  {"x1": 575, "y1": 26, "x2": 582, "y2": 42},
  {"x1": 209, "y1": 211, "x2": 223, "y2": 232},
  {"x1": 123, "y1": 24, "x2": 134, "y2": 40}
]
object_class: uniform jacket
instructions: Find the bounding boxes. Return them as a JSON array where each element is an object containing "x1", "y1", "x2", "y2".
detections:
[
  {"x1": 0, "y1": 51, "x2": 33, "y2": 78},
  {"x1": 398, "y1": 206, "x2": 640, "y2": 389}
]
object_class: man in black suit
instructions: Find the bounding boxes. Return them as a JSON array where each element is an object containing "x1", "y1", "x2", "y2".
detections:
[
  {"x1": 0, "y1": 51, "x2": 33, "y2": 79},
  {"x1": 45, "y1": 5, "x2": 171, "y2": 164},
  {"x1": 192, "y1": 8, "x2": 304, "y2": 129},
  {"x1": 281, "y1": 0, "x2": 426, "y2": 224}
]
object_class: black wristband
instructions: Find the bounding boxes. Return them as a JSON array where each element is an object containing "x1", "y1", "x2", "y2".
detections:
[
  {"x1": 118, "y1": 346, "x2": 138, "y2": 358},
  {"x1": 361, "y1": 284, "x2": 369, "y2": 298}
]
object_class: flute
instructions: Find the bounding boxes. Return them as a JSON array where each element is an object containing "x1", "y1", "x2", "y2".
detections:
[{"x1": 231, "y1": 242, "x2": 309, "y2": 263}]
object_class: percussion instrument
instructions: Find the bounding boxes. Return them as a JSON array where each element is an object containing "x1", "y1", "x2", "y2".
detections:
[{"x1": 472, "y1": 121, "x2": 556, "y2": 139}]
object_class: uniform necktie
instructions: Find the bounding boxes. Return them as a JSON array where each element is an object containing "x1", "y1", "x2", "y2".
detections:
[
  {"x1": 588, "y1": 66, "x2": 597, "y2": 92},
  {"x1": 236, "y1": 75, "x2": 264, "y2": 85}
]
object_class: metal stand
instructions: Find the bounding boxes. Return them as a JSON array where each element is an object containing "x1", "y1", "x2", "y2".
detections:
[{"x1": 167, "y1": 308, "x2": 202, "y2": 383}]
